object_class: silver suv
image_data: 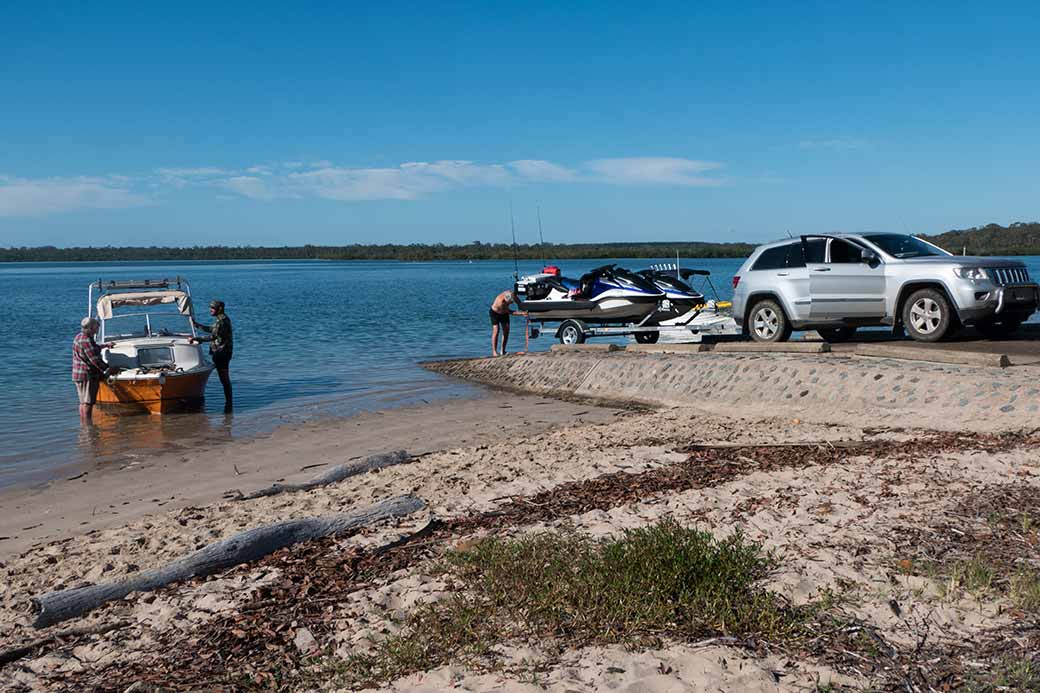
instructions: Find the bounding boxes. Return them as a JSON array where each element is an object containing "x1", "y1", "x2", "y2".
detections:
[{"x1": 732, "y1": 233, "x2": 1038, "y2": 342}]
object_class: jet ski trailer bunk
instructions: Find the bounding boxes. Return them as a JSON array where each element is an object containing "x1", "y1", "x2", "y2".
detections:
[{"x1": 515, "y1": 263, "x2": 739, "y2": 345}]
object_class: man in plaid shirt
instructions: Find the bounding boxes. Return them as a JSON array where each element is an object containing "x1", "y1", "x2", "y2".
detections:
[{"x1": 72, "y1": 317, "x2": 114, "y2": 421}]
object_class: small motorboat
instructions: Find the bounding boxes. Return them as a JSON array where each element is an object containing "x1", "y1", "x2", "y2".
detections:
[
  {"x1": 515, "y1": 264, "x2": 664, "y2": 324},
  {"x1": 89, "y1": 277, "x2": 214, "y2": 414}
]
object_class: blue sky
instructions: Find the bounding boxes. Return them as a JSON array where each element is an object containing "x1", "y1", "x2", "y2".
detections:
[{"x1": 1, "y1": 1, "x2": 1038, "y2": 247}]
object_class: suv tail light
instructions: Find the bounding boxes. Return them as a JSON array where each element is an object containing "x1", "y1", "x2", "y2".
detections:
[{"x1": 732, "y1": 276, "x2": 741, "y2": 289}]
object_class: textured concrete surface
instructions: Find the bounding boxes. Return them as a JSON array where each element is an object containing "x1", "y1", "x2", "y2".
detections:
[
  {"x1": 627, "y1": 343, "x2": 711, "y2": 354},
  {"x1": 854, "y1": 343, "x2": 1010, "y2": 368},
  {"x1": 805, "y1": 325, "x2": 1040, "y2": 365},
  {"x1": 714, "y1": 342, "x2": 831, "y2": 354},
  {"x1": 426, "y1": 351, "x2": 1040, "y2": 432},
  {"x1": 549, "y1": 343, "x2": 621, "y2": 353}
]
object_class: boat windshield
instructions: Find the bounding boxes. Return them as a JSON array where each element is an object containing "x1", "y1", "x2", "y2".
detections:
[
  {"x1": 611, "y1": 268, "x2": 661, "y2": 293},
  {"x1": 862, "y1": 233, "x2": 950, "y2": 259},
  {"x1": 655, "y1": 274, "x2": 695, "y2": 293},
  {"x1": 103, "y1": 313, "x2": 194, "y2": 341}
]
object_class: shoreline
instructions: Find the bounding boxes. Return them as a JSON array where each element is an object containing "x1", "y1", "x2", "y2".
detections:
[
  {"x1": 0, "y1": 370, "x2": 484, "y2": 493},
  {"x1": 0, "y1": 389, "x2": 617, "y2": 557}
]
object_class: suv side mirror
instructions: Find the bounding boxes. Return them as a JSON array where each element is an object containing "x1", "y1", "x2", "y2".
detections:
[{"x1": 860, "y1": 248, "x2": 880, "y2": 265}]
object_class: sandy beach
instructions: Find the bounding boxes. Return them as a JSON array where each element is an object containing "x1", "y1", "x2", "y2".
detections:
[{"x1": 1, "y1": 352, "x2": 1038, "y2": 692}]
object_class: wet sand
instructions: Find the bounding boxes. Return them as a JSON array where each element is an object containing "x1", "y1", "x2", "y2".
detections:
[{"x1": 0, "y1": 392, "x2": 616, "y2": 556}]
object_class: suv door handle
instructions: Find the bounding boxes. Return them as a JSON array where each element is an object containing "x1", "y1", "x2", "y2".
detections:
[
  {"x1": 813, "y1": 268, "x2": 832, "y2": 272},
  {"x1": 776, "y1": 272, "x2": 789, "y2": 277}
]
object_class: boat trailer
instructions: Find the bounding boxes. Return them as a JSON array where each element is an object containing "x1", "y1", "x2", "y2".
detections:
[{"x1": 524, "y1": 303, "x2": 741, "y2": 346}]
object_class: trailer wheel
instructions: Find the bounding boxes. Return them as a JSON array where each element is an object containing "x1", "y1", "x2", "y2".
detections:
[
  {"x1": 558, "y1": 320, "x2": 586, "y2": 345},
  {"x1": 634, "y1": 331, "x2": 660, "y2": 344}
]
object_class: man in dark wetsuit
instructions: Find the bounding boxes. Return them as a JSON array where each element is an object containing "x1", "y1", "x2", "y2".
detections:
[
  {"x1": 489, "y1": 290, "x2": 518, "y2": 356},
  {"x1": 192, "y1": 299, "x2": 234, "y2": 411}
]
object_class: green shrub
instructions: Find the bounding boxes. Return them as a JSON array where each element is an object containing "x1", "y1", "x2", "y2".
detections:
[{"x1": 333, "y1": 520, "x2": 805, "y2": 687}]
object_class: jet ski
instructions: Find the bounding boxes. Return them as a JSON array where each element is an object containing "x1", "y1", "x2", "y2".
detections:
[
  {"x1": 515, "y1": 264, "x2": 664, "y2": 324},
  {"x1": 637, "y1": 265, "x2": 710, "y2": 324}
]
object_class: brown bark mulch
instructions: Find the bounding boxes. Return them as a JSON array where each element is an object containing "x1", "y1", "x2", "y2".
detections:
[{"x1": 34, "y1": 429, "x2": 1040, "y2": 691}]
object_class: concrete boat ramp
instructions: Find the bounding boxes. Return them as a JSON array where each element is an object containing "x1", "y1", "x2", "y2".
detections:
[{"x1": 425, "y1": 342, "x2": 1040, "y2": 432}]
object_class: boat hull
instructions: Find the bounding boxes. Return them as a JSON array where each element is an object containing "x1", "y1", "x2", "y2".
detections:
[
  {"x1": 646, "y1": 298, "x2": 704, "y2": 324},
  {"x1": 98, "y1": 368, "x2": 213, "y2": 415},
  {"x1": 518, "y1": 295, "x2": 661, "y2": 324}
]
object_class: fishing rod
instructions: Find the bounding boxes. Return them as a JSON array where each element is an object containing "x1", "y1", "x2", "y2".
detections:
[
  {"x1": 509, "y1": 200, "x2": 519, "y2": 281},
  {"x1": 537, "y1": 206, "x2": 546, "y2": 267}
]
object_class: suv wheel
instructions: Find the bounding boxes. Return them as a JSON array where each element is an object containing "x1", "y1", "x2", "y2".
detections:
[
  {"x1": 975, "y1": 316, "x2": 1024, "y2": 340},
  {"x1": 748, "y1": 299, "x2": 791, "y2": 343},
  {"x1": 902, "y1": 288, "x2": 953, "y2": 342},
  {"x1": 818, "y1": 326, "x2": 857, "y2": 343}
]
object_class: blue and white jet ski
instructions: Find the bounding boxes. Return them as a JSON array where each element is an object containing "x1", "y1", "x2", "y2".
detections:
[
  {"x1": 515, "y1": 264, "x2": 664, "y2": 324},
  {"x1": 637, "y1": 265, "x2": 710, "y2": 324}
]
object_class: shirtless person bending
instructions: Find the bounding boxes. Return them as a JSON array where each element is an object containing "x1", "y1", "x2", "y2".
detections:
[{"x1": 489, "y1": 290, "x2": 522, "y2": 356}]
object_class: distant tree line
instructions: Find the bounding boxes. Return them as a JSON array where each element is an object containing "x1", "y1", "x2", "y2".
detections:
[
  {"x1": 2, "y1": 222, "x2": 1038, "y2": 262},
  {"x1": 0, "y1": 240, "x2": 755, "y2": 262},
  {"x1": 920, "y1": 222, "x2": 1040, "y2": 256}
]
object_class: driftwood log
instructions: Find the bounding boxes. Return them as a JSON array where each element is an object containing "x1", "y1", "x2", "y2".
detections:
[
  {"x1": 230, "y1": 450, "x2": 410, "y2": 501},
  {"x1": 0, "y1": 620, "x2": 131, "y2": 668},
  {"x1": 31, "y1": 494, "x2": 425, "y2": 629}
]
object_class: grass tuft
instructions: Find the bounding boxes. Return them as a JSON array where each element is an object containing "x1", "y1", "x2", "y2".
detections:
[
  {"x1": 1010, "y1": 570, "x2": 1040, "y2": 613},
  {"x1": 964, "y1": 655, "x2": 1040, "y2": 692},
  {"x1": 328, "y1": 519, "x2": 806, "y2": 687},
  {"x1": 944, "y1": 555, "x2": 996, "y2": 596}
]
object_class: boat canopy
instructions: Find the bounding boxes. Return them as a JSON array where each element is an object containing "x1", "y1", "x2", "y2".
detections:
[{"x1": 96, "y1": 290, "x2": 193, "y2": 319}]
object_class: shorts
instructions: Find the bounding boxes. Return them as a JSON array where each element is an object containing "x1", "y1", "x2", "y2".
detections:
[
  {"x1": 489, "y1": 309, "x2": 510, "y2": 327},
  {"x1": 75, "y1": 379, "x2": 100, "y2": 405},
  {"x1": 212, "y1": 349, "x2": 233, "y2": 369}
]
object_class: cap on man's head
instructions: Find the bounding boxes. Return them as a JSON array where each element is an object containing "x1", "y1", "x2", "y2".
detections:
[{"x1": 81, "y1": 316, "x2": 98, "y2": 329}]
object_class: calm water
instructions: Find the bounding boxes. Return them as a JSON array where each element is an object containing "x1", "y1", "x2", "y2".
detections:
[
  {"x1": 0, "y1": 258, "x2": 744, "y2": 487},
  {"x1": 5, "y1": 256, "x2": 1039, "y2": 487}
]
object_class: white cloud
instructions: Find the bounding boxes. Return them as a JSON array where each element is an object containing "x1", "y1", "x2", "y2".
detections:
[
  {"x1": 584, "y1": 157, "x2": 723, "y2": 186},
  {"x1": 0, "y1": 176, "x2": 148, "y2": 217},
  {"x1": 221, "y1": 176, "x2": 277, "y2": 200},
  {"x1": 798, "y1": 137, "x2": 868, "y2": 151},
  {"x1": 509, "y1": 159, "x2": 578, "y2": 182},
  {"x1": 155, "y1": 167, "x2": 228, "y2": 177},
  {"x1": 288, "y1": 166, "x2": 433, "y2": 201},
  {"x1": 285, "y1": 160, "x2": 513, "y2": 201},
  {"x1": 154, "y1": 167, "x2": 230, "y2": 190},
  {"x1": 413, "y1": 160, "x2": 511, "y2": 186},
  {"x1": 0, "y1": 155, "x2": 726, "y2": 215}
]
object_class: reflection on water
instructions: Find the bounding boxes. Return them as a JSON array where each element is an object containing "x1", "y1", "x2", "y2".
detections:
[{"x1": 78, "y1": 407, "x2": 233, "y2": 468}]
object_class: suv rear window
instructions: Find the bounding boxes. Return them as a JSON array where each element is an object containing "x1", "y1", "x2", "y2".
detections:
[
  {"x1": 804, "y1": 238, "x2": 826, "y2": 264},
  {"x1": 752, "y1": 243, "x2": 804, "y2": 270}
]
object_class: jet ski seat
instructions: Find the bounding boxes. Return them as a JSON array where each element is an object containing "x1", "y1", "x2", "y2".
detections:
[{"x1": 542, "y1": 276, "x2": 569, "y2": 292}]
